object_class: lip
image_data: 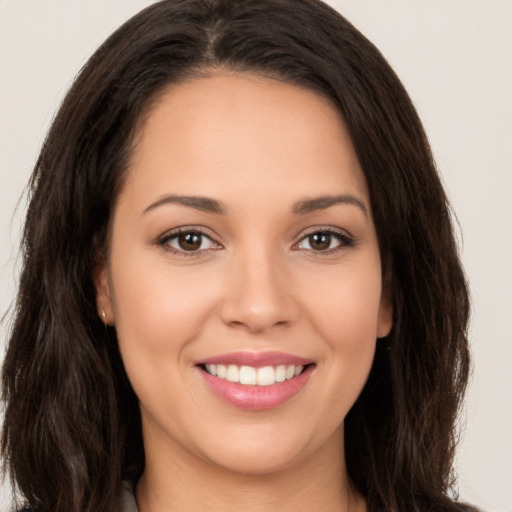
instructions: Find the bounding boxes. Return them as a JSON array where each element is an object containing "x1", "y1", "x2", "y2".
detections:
[
  {"x1": 196, "y1": 352, "x2": 315, "y2": 410},
  {"x1": 197, "y1": 351, "x2": 313, "y2": 368}
]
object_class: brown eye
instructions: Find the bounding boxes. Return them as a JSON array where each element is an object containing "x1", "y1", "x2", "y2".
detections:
[
  {"x1": 308, "y1": 233, "x2": 332, "y2": 251},
  {"x1": 296, "y1": 229, "x2": 352, "y2": 253},
  {"x1": 177, "y1": 232, "x2": 203, "y2": 251},
  {"x1": 161, "y1": 230, "x2": 220, "y2": 254}
]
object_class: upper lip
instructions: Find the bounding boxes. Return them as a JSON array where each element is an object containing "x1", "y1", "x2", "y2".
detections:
[{"x1": 197, "y1": 351, "x2": 314, "y2": 368}]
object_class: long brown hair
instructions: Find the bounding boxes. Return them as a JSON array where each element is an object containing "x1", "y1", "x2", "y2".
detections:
[{"x1": 2, "y1": 1, "x2": 472, "y2": 511}]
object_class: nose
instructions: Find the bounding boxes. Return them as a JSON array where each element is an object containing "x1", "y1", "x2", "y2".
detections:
[{"x1": 219, "y1": 247, "x2": 297, "y2": 334}]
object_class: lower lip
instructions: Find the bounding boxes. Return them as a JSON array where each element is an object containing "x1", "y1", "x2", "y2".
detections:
[{"x1": 198, "y1": 365, "x2": 314, "y2": 410}]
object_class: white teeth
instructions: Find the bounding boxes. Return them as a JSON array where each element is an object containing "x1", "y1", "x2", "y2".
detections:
[
  {"x1": 226, "y1": 365, "x2": 239, "y2": 382},
  {"x1": 204, "y1": 363, "x2": 306, "y2": 386},
  {"x1": 239, "y1": 366, "x2": 257, "y2": 385},
  {"x1": 257, "y1": 366, "x2": 275, "y2": 386},
  {"x1": 275, "y1": 365, "x2": 286, "y2": 382},
  {"x1": 216, "y1": 364, "x2": 227, "y2": 378}
]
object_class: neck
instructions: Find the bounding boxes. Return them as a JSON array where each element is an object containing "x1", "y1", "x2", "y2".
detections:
[{"x1": 136, "y1": 428, "x2": 365, "y2": 512}]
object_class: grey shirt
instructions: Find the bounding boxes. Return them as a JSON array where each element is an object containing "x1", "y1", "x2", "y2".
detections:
[{"x1": 120, "y1": 481, "x2": 138, "y2": 512}]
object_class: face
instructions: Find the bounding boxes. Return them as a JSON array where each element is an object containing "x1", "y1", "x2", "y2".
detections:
[{"x1": 96, "y1": 73, "x2": 392, "y2": 476}]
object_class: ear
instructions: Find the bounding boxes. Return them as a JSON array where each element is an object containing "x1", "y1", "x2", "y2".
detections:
[
  {"x1": 377, "y1": 274, "x2": 393, "y2": 338},
  {"x1": 94, "y1": 260, "x2": 114, "y2": 325}
]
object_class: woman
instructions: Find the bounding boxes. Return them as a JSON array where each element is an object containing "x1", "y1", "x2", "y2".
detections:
[{"x1": 1, "y1": 0, "x2": 475, "y2": 511}]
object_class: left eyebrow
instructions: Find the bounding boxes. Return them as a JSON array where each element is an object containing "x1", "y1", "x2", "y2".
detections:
[
  {"x1": 142, "y1": 194, "x2": 227, "y2": 215},
  {"x1": 292, "y1": 194, "x2": 368, "y2": 217}
]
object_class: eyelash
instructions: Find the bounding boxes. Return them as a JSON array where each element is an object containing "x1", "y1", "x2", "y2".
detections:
[
  {"x1": 157, "y1": 227, "x2": 221, "y2": 257},
  {"x1": 293, "y1": 227, "x2": 355, "y2": 254},
  {"x1": 157, "y1": 226, "x2": 355, "y2": 257}
]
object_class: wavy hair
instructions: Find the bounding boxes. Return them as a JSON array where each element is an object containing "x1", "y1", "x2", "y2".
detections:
[{"x1": 2, "y1": 1, "x2": 472, "y2": 511}]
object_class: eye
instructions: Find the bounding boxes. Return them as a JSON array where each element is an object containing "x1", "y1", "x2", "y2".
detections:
[
  {"x1": 159, "y1": 229, "x2": 221, "y2": 254},
  {"x1": 295, "y1": 229, "x2": 353, "y2": 252}
]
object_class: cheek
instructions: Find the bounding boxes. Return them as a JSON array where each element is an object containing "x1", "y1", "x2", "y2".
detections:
[
  {"x1": 302, "y1": 257, "x2": 384, "y2": 346},
  {"x1": 301, "y1": 257, "x2": 382, "y2": 399},
  {"x1": 110, "y1": 258, "x2": 221, "y2": 417},
  {"x1": 110, "y1": 252, "x2": 221, "y2": 364}
]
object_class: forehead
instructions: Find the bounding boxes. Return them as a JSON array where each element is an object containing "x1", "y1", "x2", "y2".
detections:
[{"x1": 122, "y1": 72, "x2": 369, "y2": 212}]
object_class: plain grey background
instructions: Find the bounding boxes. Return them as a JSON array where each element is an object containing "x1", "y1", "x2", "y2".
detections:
[{"x1": 1, "y1": 1, "x2": 511, "y2": 510}]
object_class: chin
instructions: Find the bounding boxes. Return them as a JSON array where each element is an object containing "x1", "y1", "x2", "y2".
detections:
[
  {"x1": 203, "y1": 445, "x2": 307, "y2": 476},
  {"x1": 194, "y1": 420, "x2": 341, "y2": 477}
]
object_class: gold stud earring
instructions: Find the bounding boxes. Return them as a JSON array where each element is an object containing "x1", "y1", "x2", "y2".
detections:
[{"x1": 102, "y1": 309, "x2": 106, "y2": 323}]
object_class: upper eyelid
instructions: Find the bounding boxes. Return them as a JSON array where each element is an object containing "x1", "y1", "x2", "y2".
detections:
[
  {"x1": 294, "y1": 225, "x2": 353, "y2": 240},
  {"x1": 157, "y1": 225, "x2": 221, "y2": 243}
]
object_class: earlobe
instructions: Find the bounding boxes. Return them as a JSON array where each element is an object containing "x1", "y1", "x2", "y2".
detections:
[
  {"x1": 94, "y1": 261, "x2": 114, "y2": 325},
  {"x1": 377, "y1": 279, "x2": 393, "y2": 339},
  {"x1": 377, "y1": 301, "x2": 393, "y2": 339}
]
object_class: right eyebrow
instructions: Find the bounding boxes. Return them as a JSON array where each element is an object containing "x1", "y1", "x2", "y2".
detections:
[{"x1": 142, "y1": 194, "x2": 227, "y2": 215}]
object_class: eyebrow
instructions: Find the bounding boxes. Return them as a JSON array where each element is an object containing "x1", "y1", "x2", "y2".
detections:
[
  {"x1": 143, "y1": 195, "x2": 226, "y2": 215},
  {"x1": 292, "y1": 194, "x2": 368, "y2": 217},
  {"x1": 142, "y1": 193, "x2": 368, "y2": 217}
]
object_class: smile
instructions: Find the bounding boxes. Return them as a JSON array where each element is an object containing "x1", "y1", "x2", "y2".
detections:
[
  {"x1": 197, "y1": 352, "x2": 315, "y2": 410},
  {"x1": 204, "y1": 364, "x2": 305, "y2": 386}
]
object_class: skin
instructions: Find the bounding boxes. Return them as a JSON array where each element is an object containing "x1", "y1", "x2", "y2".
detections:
[{"x1": 96, "y1": 72, "x2": 392, "y2": 512}]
